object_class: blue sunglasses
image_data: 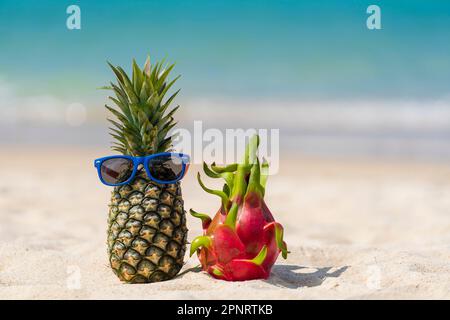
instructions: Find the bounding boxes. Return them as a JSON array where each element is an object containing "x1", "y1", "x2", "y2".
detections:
[{"x1": 94, "y1": 152, "x2": 190, "y2": 186}]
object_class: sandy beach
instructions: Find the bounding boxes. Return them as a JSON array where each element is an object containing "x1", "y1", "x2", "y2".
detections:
[{"x1": 0, "y1": 147, "x2": 450, "y2": 299}]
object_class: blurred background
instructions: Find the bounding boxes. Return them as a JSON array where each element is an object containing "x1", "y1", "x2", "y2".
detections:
[
  {"x1": 1, "y1": 0, "x2": 450, "y2": 160},
  {"x1": 2, "y1": 1, "x2": 450, "y2": 299}
]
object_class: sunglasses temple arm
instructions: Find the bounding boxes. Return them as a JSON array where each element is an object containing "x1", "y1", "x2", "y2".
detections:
[{"x1": 182, "y1": 164, "x2": 190, "y2": 178}]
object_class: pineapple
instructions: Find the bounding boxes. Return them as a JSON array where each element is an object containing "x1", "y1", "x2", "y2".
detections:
[{"x1": 104, "y1": 57, "x2": 187, "y2": 283}]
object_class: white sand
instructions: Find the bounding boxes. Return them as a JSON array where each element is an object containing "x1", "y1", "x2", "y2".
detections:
[{"x1": 1, "y1": 147, "x2": 450, "y2": 299}]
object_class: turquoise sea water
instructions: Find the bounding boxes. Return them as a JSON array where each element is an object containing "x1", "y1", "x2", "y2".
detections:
[
  {"x1": 1, "y1": 1, "x2": 450, "y2": 159},
  {"x1": 0, "y1": 0, "x2": 449, "y2": 100}
]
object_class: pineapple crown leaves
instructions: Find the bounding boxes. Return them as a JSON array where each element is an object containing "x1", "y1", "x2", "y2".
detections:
[
  {"x1": 192, "y1": 135, "x2": 269, "y2": 223},
  {"x1": 102, "y1": 56, "x2": 181, "y2": 156}
]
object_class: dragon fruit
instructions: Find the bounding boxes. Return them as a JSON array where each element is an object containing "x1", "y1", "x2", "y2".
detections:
[{"x1": 190, "y1": 135, "x2": 289, "y2": 281}]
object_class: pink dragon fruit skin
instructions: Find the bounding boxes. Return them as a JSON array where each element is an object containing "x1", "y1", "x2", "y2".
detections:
[{"x1": 190, "y1": 135, "x2": 288, "y2": 281}]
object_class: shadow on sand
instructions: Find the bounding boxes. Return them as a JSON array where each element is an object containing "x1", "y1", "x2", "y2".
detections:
[
  {"x1": 266, "y1": 265, "x2": 349, "y2": 289},
  {"x1": 177, "y1": 265, "x2": 203, "y2": 278},
  {"x1": 177, "y1": 264, "x2": 348, "y2": 289}
]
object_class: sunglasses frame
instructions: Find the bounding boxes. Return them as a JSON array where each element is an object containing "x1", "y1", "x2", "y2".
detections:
[{"x1": 94, "y1": 152, "x2": 190, "y2": 186}]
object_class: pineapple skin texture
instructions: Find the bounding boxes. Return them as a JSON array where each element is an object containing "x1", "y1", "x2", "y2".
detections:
[{"x1": 107, "y1": 169, "x2": 187, "y2": 283}]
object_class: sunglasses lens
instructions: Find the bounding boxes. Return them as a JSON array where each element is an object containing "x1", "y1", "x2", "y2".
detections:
[
  {"x1": 100, "y1": 158, "x2": 133, "y2": 185},
  {"x1": 148, "y1": 155, "x2": 184, "y2": 182}
]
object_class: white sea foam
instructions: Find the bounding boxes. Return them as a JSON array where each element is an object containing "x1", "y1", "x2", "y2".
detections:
[
  {"x1": 2, "y1": 78, "x2": 450, "y2": 159},
  {"x1": 2, "y1": 76, "x2": 450, "y2": 132},
  {"x1": 0, "y1": 78, "x2": 86, "y2": 125},
  {"x1": 184, "y1": 97, "x2": 450, "y2": 132}
]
